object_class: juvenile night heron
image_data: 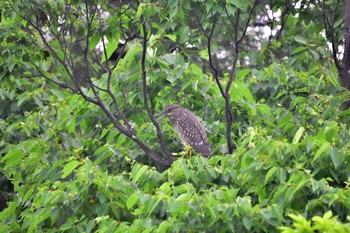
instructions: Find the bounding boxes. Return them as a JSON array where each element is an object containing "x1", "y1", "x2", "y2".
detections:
[{"x1": 156, "y1": 104, "x2": 211, "y2": 158}]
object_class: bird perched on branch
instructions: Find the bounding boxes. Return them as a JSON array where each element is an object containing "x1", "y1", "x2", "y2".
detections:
[{"x1": 156, "y1": 104, "x2": 211, "y2": 158}]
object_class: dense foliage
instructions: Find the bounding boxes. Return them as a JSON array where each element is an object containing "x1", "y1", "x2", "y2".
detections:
[{"x1": 1, "y1": 0, "x2": 350, "y2": 232}]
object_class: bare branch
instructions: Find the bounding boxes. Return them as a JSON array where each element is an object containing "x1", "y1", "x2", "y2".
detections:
[
  {"x1": 19, "y1": 2, "x2": 173, "y2": 167},
  {"x1": 198, "y1": 15, "x2": 227, "y2": 100},
  {"x1": 200, "y1": 9, "x2": 238, "y2": 153},
  {"x1": 226, "y1": 2, "x2": 256, "y2": 95},
  {"x1": 30, "y1": 61, "x2": 77, "y2": 93},
  {"x1": 140, "y1": 15, "x2": 173, "y2": 160},
  {"x1": 237, "y1": 2, "x2": 257, "y2": 45},
  {"x1": 275, "y1": 0, "x2": 291, "y2": 40},
  {"x1": 318, "y1": 0, "x2": 341, "y2": 70},
  {"x1": 95, "y1": 9, "x2": 133, "y2": 132},
  {"x1": 218, "y1": 2, "x2": 256, "y2": 153}
]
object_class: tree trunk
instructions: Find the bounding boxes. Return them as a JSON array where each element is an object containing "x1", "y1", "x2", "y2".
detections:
[{"x1": 340, "y1": 0, "x2": 350, "y2": 90}]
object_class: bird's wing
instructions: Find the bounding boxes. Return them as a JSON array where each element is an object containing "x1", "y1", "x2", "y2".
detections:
[{"x1": 181, "y1": 113, "x2": 211, "y2": 155}]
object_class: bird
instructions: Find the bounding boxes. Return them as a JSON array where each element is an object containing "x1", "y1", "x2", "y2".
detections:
[{"x1": 155, "y1": 104, "x2": 211, "y2": 158}]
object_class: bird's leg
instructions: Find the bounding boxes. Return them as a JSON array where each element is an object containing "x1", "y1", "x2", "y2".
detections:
[
  {"x1": 185, "y1": 145, "x2": 193, "y2": 158},
  {"x1": 178, "y1": 145, "x2": 193, "y2": 158},
  {"x1": 187, "y1": 146, "x2": 192, "y2": 158}
]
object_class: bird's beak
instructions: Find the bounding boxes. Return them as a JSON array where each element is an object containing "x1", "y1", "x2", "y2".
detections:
[{"x1": 155, "y1": 111, "x2": 166, "y2": 118}]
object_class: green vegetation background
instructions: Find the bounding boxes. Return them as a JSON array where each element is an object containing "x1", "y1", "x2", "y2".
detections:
[{"x1": 1, "y1": 0, "x2": 350, "y2": 232}]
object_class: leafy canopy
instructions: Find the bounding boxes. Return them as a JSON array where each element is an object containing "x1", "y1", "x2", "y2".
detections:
[{"x1": 1, "y1": 0, "x2": 350, "y2": 232}]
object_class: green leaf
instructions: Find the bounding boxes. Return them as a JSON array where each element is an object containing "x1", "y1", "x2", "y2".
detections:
[
  {"x1": 205, "y1": 2, "x2": 214, "y2": 12},
  {"x1": 116, "y1": 44, "x2": 142, "y2": 69},
  {"x1": 293, "y1": 36, "x2": 308, "y2": 44},
  {"x1": 242, "y1": 217, "x2": 253, "y2": 230},
  {"x1": 313, "y1": 142, "x2": 330, "y2": 162},
  {"x1": 2, "y1": 148, "x2": 24, "y2": 169},
  {"x1": 134, "y1": 165, "x2": 148, "y2": 182},
  {"x1": 148, "y1": 198, "x2": 162, "y2": 217},
  {"x1": 86, "y1": 219, "x2": 95, "y2": 233},
  {"x1": 89, "y1": 33, "x2": 101, "y2": 51},
  {"x1": 101, "y1": 39, "x2": 118, "y2": 63},
  {"x1": 66, "y1": 117, "x2": 76, "y2": 133},
  {"x1": 34, "y1": 95, "x2": 43, "y2": 108},
  {"x1": 116, "y1": 134, "x2": 126, "y2": 147},
  {"x1": 206, "y1": 202, "x2": 217, "y2": 219},
  {"x1": 257, "y1": 104, "x2": 271, "y2": 119},
  {"x1": 17, "y1": 92, "x2": 30, "y2": 107},
  {"x1": 307, "y1": 66, "x2": 320, "y2": 75},
  {"x1": 159, "y1": 182, "x2": 172, "y2": 195},
  {"x1": 50, "y1": 40, "x2": 65, "y2": 60},
  {"x1": 291, "y1": 46, "x2": 308, "y2": 55},
  {"x1": 95, "y1": 144, "x2": 108, "y2": 155},
  {"x1": 157, "y1": 221, "x2": 172, "y2": 233},
  {"x1": 181, "y1": 159, "x2": 190, "y2": 180},
  {"x1": 334, "y1": 19, "x2": 343, "y2": 28},
  {"x1": 325, "y1": 72, "x2": 340, "y2": 88},
  {"x1": 292, "y1": 127, "x2": 305, "y2": 144},
  {"x1": 149, "y1": 34, "x2": 161, "y2": 45},
  {"x1": 28, "y1": 212, "x2": 50, "y2": 233},
  {"x1": 226, "y1": 4, "x2": 236, "y2": 16},
  {"x1": 168, "y1": 2, "x2": 179, "y2": 19},
  {"x1": 8, "y1": 55, "x2": 15, "y2": 73},
  {"x1": 231, "y1": 81, "x2": 255, "y2": 104},
  {"x1": 22, "y1": 185, "x2": 35, "y2": 204},
  {"x1": 236, "y1": 69, "x2": 251, "y2": 79},
  {"x1": 265, "y1": 166, "x2": 278, "y2": 184},
  {"x1": 165, "y1": 34, "x2": 176, "y2": 42},
  {"x1": 22, "y1": 125, "x2": 31, "y2": 137},
  {"x1": 192, "y1": 80, "x2": 198, "y2": 92},
  {"x1": 45, "y1": 190, "x2": 63, "y2": 205},
  {"x1": 228, "y1": 0, "x2": 250, "y2": 11},
  {"x1": 126, "y1": 192, "x2": 139, "y2": 209},
  {"x1": 200, "y1": 50, "x2": 209, "y2": 60},
  {"x1": 329, "y1": 147, "x2": 341, "y2": 168},
  {"x1": 136, "y1": 3, "x2": 148, "y2": 17},
  {"x1": 100, "y1": 128, "x2": 110, "y2": 139},
  {"x1": 61, "y1": 160, "x2": 81, "y2": 178},
  {"x1": 155, "y1": 58, "x2": 170, "y2": 69},
  {"x1": 69, "y1": 94, "x2": 81, "y2": 108},
  {"x1": 279, "y1": 168, "x2": 287, "y2": 183},
  {"x1": 324, "y1": 121, "x2": 339, "y2": 139}
]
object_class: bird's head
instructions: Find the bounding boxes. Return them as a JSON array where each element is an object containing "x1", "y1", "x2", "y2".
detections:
[{"x1": 155, "y1": 104, "x2": 182, "y2": 118}]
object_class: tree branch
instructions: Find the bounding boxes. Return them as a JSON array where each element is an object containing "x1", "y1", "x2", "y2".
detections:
[
  {"x1": 140, "y1": 15, "x2": 173, "y2": 161},
  {"x1": 318, "y1": 0, "x2": 341, "y2": 70},
  {"x1": 30, "y1": 61, "x2": 77, "y2": 93},
  {"x1": 275, "y1": 0, "x2": 291, "y2": 41},
  {"x1": 198, "y1": 15, "x2": 227, "y2": 100},
  {"x1": 199, "y1": 10, "x2": 237, "y2": 153},
  {"x1": 20, "y1": 2, "x2": 173, "y2": 167}
]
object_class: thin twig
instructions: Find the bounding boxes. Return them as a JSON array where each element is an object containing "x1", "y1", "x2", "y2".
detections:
[
  {"x1": 237, "y1": 2, "x2": 257, "y2": 45},
  {"x1": 318, "y1": 0, "x2": 341, "y2": 70},
  {"x1": 199, "y1": 14, "x2": 227, "y2": 100},
  {"x1": 30, "y1": 61, "x2": 77, "y2": 93},
  {"x1": 275, "y1": 0, "x2": 290, "y2": 40},
  {"x1": 97, "y1": 8, "x2": 133, "y2": 131}
]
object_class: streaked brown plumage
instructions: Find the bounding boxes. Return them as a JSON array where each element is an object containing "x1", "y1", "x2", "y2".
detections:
[{"x1": 156, "y1": 104, "x2": 211, "y2": 157}]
